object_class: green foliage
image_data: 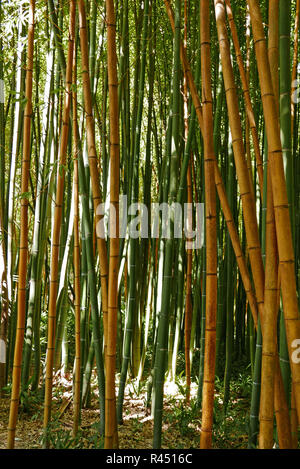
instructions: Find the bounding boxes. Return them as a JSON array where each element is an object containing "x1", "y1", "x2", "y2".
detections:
[
  {"x1": 174, "y1": 379, "x2": 186, "y2": 399},
  {"x1": 212, "y1": 365, "x2": 252, "y2": 449},
  {"x1": 164, "y1": 397, "x2": 200, "y2": 439},
  {"x1": 131, "y1": 417, "x2": 144, "y2": 434},
  {"x1": 41, "y1": 426, "x2": 80, "y2": 450},
  {"x1": 40, "y1": 417, "x2": 106, "y2": 449},
  {"x1": 85, "y1": 428, "x2": 104, "y2": 450},
  {"x1": 19, "y1": 385, "x2": 42, "y2": 415}
]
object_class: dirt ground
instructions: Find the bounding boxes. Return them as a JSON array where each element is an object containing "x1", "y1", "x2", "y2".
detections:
[{"x1": 0, "y1": 374, "x2": 205, "y2": 450}]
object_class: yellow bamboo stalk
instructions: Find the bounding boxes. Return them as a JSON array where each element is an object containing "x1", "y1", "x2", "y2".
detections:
[
  {"x1": 43, "y1": 0, "x2": 75, "y2": 443},
  {"x1": 257, "y1": 1, "x2": 279, "y2": 449},
  {"x1": 247, "y1": 0, "x2": 300, "y2": 423},
  {"x1": 290, "y1": 385, "x2": 298, "y2": 448},
  {"x1": 259, "y1": 169, "x2": 278, "y2": 448},
  {"x1": 245, "y1": 6, "x2": 252, "y2": 197},
  {"x1": 224, "y1": 0, "x2": 264, "y2": 196},
  {"x1": 214, "y1": 0, "x2": 265, "y2": 321},
  {"x1": 214, "y1": 166, "x2": 259, "y2": 328},
  {"x1": 165, "y1": 0, "x2": 292, "y2": 447},
  {"x1": 289, "y1": 0, "x2": 300, "y2": 444},
  {"x1": 200, "y1": 0, "x2": 218, "y2": 449},
  {"x1": 266, "y1": 0, "x2": 294, "y2": 448},
  {"x1": 164, "y1": 0, "x2": 259, "y2": 329},
  {"x1": 7, "y1": 0, "x2": 35, "y2": 449},
  {"x1": 268, "y1": 0, "x2": 279, "y2": 109},
  {"x1": 78, "y1": 0, "x2": 109, "y2": 352},
  {"x1": 272, "y1": 367, "x2": 291, "y2": 450},
  {"x1": 105, "y1": 0, "x2": 120, "y2": 450}
]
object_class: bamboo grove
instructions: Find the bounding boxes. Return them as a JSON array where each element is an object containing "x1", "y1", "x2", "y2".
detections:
[{"x1": 0, "y1": 0, "x2": 299, "y2": 450}]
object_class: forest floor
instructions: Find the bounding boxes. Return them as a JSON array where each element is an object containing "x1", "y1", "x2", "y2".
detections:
[{"x1": 0, "y1": 359, "x2": 252, "y2": 449}]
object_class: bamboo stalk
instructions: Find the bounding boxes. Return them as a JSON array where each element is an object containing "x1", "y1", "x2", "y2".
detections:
[
  {"x1": 78, "y1": 0, "x2": 109, "y2": 351},
  {"x1": 224, "y1": 0, "x2": 264, "y2": 196},
  {"x1": 43, "y1": 0, "x2": 75, "y2": 445},
  {"x1": 259, "y1": 168, "x2": 278, "y2": 448},
  {"x1": 200, "y1": 0, "x2": 218, "y2": 449},
  {"x1": 72, "y1": 36, "x2": 81, "y2": 438},
  {"x1": 291, "y1": 0, "x2": 300, "y2": 135},
  {"x1": 153, "y1": 0, "x2": 181, "y2": 448},
  {"x1": 247, "y1": 0, "x2": 300, "y2": 423},
  {"x1": 164, "y1": 0, "x2": 259, "y2": 330},
  {"x1": 105, "y1": 0, "x2": 120, "y2": 450},
  {"x1": 214, "y1": 0, "x2": 265, "y2": 321},
  {"x1": 7, "y1": 0, "x2": 35, "y2": 449},
  {"x1": 183, "y1": 0, "x2": 192, "y2": 405}
]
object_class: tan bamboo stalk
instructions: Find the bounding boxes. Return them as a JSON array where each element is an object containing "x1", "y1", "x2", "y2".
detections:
[
  {"x1": 258, "y1": 312, "x2": 293, "y2": 448},
  {"x1": 289, "y1": 0, "x2": 299, "y2": 444},
  {"x1": 215, "y1": 178, "x2": 290, "y2": 447},
  {"x1": 165, "y1": 0, "x2": 291, "y2": 445},
  {"x1": 78, "y1": 0, "x2": 109, "y2": 351},
  {"x1": 273, "y1": 352, "x2": 293, "y2": 448},
  {"x1": 212, "y1": 168, "x2": 293, "y2": 449},
  {"x1": 105, "y1": 0, "x2": 120, "y2": 450},
  {"x1": 259, "y1": 169, "x2": 278, "y2": 448},
  {"x1": 269, "y1": 272, "x2": 291, "y2": 449},
  {"x1": 43, "y1": 0, "x2": 75, "y2": 442},
  {"x1": 268, "y1": 0, "x2": 279, "y2": 109},
  {"x1": 245, "y1": 6, "x2": 251, "y2": 196},
  {"x1": 214, "y1": 0, "x2": 265, "y2": 320},
  {"x1": 279, "y1": 0, "x2": 298, "y2": 444},
  {"x1": 199, "y1": 0, "x2": 218, "y2": 449},
  {"x1": 72, "y1": 39, "x2": 81, "y2": 438},
  {"x1": 164, "y1": 0, "x2": 259, "y2": 329},
  {"x1": 165, "y1": 0, "x2": 261, "y2": 348},
  {"x1": 291, "y1": 0, "x2": 300, "y2": 134},
  {"x1": 214, "y1": 166, "x2": 259, "y2": 328},
  {"x1": 247, "y1": 0, "x2": 300, "y2": 422},
  {"x1": 224, "y1": 0, "x2": 263, "y2": 196},
  {"x1": 267, "y1": 0, "x2": 295, "y2": 448},
  {"x1": 257, "y1": 1, "x2": 294, "y2": 448},
  {"x1": 7, "y1": 0, "x2": 35, "y2": 449},
  {"x1": 290, "y1": 385, "x2": 298, "y2": 447}
]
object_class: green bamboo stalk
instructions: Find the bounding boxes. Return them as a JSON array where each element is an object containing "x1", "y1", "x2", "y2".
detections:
[
  {"x1": 223, "y1": 134, "x2": 235, "y2": 411},
  {"x1": 153, "y1": 0, "x2": 181, "y2": 448},
  {"x1": 21, "y1": 35, "x2": 55, "y2": 389},
  {"x1": 117, "y1": 0, "x2": 150, "y2": 424}
]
